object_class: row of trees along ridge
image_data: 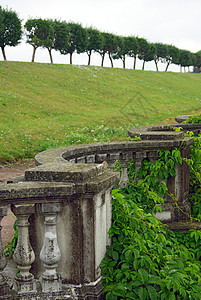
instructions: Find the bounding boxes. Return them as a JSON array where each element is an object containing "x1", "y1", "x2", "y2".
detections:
[{"x1": 0, "y1": 6, "x2": 201, "y2": 72}]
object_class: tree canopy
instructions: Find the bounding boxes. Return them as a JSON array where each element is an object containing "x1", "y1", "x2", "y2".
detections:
[
  {"x1": 0, "y1": 6, "x2": 22, "y2": 61},
  {"x1": 1, "y1": 5, "x2": 200, "y2": 72}
]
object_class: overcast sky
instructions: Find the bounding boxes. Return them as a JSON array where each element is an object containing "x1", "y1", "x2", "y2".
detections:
[{"x1": 1, "y1": 0, "x2": 201, "y2": 71}]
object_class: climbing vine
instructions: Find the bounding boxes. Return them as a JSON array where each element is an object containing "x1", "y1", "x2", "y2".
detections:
[
  {"x1": 101, "y1": 190, "x2": 201, "y2": 299},
  {"x1": 101, "y1": 136, "x2": 201, "y2": 299},
  {"x1": 183, "y1": 113, "x2": 201, "y2": 124}
]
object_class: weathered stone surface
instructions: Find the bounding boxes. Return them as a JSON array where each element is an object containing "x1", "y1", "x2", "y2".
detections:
[
  {"x1": 0, "y1": 182, "x2": 75, "y2": 204},
  {"x1": 128, "y1": 125, "x2": 184, "y2": 140},
  {"x1": 25, "y1": 163, "x2": 104, "y2": 183},
  {"x1": 129, "y1": 123, "x2": 201, "y2": 139},
  {"x1": 175, "y1": 115, "x2": 192, "y2": 123}
]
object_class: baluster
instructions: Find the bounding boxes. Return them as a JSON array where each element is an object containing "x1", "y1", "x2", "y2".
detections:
[
  {"x1": 0, "y1": 206, "x2": 10, "y2": 297},
  {"x1": 133, "y1": 152, "x2": 147, "y2": 182},
  {"x1": 119, "y1": 153, "x2": 131, "y2": 188},
  {"x1": 11, "y1": 204, "x2": 36, "y2": 294},
  {"x1": 40, "y1": 203, "x2": 62, "y2": 293}
]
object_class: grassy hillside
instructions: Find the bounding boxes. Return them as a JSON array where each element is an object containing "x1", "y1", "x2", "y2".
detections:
[{"x1": 0, "y1": 61, "x2": 201, "y2": 164}]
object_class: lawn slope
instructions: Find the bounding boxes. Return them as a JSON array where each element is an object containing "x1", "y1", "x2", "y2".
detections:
[{"x1": 0, "y1": 61, "x2": 201, "y2": 164}]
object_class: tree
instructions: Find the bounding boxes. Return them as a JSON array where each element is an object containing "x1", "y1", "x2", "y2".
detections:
[
  {"x1": 112, "y1": 36, "x2": 132, "y2": 69},
  {"x1": 179, "y1": 49, "x2": 194, "y2": 72},
  {"x1": 142, "y1": 43, "x2": 156, "y2": 70},
  {"x1": 126, "y1": 36, "x2": 138, "y2": 69},
  {"x1": 164, "y1": 45, "x2": 180, "y2": 71},
  {"x1": 153, "y1": 43, "x2": 167, "y2": 71},
  {"x1": 0, "y1": 6, "x2": 22, "y2": 61},
  {"x1": 40, "y1": 19, "x2": 55, "y2": 63},
  {"x1": 53, "y1": 20, "x2": 70, "y2": 57},
  {"x1": 85, "y1": 27, "x2": 103, "y2": 65},
  {"x1": 136, "y1": 37, "x2": 150, "y2": 70},
  {"x1": 193, "y1": 50, "x2": 201, "y2": 73},
  {"x1": 25, "y1": 18, "x2": 54, "y2": 62},
  {"x1": 98, "y1": 32, "x2": 117, "y2": 67},
  {"x1": 61, "y1": 22, "x2": 88, "y2": 64}
]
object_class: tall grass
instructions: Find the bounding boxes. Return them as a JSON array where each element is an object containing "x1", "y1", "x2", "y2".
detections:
[{"x1": 0, "y1": 61, "x2": 201, "y2": 164}]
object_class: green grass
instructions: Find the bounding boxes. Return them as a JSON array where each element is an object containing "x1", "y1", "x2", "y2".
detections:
[{"x1": 0, "y1": 61, "x2": 201, "y2": 164}]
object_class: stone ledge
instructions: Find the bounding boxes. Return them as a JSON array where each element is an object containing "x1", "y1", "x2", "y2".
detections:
[
  {"x1": 166, "y1": 222, "x2": 201, "y2": 232},
  {"x1": 128, "y1": 125, "x2": 184, "y2": 140},
  {"x1": 0, "y1": 181, "x2": 75, "y2": 205},
  {"x1": 175, "y1": 115, "x2": 192, "y2": 123},
  {"x1": 35, "y1": 138, "x2": 194, "y2": 168},
  {"x1": 25, "y1": 163, "x2": 104, "y2": 183}
]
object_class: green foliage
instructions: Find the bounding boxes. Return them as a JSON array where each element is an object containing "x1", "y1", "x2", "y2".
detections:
[
  {"x1": 179, "y1": 49, "x2": 194, "y2": 68},
  {"x1": 101, "y1": 190, "x2": 201, "y2": 299},
  {"x1": 102, "y1": 141, "x2": 201, "y2": 299},
  {"x1": 63, "y1": 22, "x2": 88, "y2": 62},
  {"x1": 0, "y1": 6, "x2": 22, "y2": 60},
  {"x1": 182, "y1": 115, "x2": 201, "y2": 220},
  {"x1": 183, "y1": 113, "x2": 201, "y2": 124},
  {"x1": 184, "y1": 134, "x2": 201, "y2": 220},
  {"x1": 120, "y1": 149, "x2": 183, "y2": 214},
  {"x1": 194, "y1": 50, "x2": 201, "y2": 73},
  {"x1": 4, "y1": 220, "x2": 18, "y2": 258},
  {"x1": 53, "y1": 20, "x2": 70, "y2": 55},
  {"x1": 85, "y1": 27, "x2": 103, "y2": 65}
]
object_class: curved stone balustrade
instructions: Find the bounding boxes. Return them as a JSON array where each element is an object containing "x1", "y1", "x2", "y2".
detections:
[{"x1": 0, "y1": 117, "x2": 201, "y2": 299}]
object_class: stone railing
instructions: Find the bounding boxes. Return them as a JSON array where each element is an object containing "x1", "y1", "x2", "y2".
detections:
[
  {"x1": 0, "y1": 117, "x2": 201, "y2": 299},
  {"x1": 0, "y1": 163, "x2": 119, "y2": 299}
]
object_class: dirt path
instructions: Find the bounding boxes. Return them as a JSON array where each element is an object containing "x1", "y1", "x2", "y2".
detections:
[
  {"x1": 0, "y1": 160, "x2": 35, "y2": 184},
  {"x1": 0, "y1": 160, "x2": 35, "y2": 248}
]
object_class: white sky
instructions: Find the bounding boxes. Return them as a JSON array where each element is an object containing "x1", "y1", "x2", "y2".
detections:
[{"x1": 1, "y1": 0, "x2": 201, "y2": 71}]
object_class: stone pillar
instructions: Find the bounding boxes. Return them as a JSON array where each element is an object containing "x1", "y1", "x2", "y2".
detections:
[
  {"x1": 24, "y1": 163, "x2": 119, "y2": 299},
  {"x1": 0, "y1": 206, "x2": 10, "y2": 297},
  {"x1": 11, "y1": 204, "x2": 36, "y2": 294},
  {"x1": 40, "y1": 202, "x2": 62, "y2": 293}
]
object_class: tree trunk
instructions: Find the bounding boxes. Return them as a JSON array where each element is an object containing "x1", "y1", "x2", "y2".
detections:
[
  {"x1": 180, "y1": 65, "x2": 182, "y2": 72},
  {"x1": 165, "y1": 61, "x2": 170, "y2": 72},
  {"x1": 32, "y1": 47, "x2": 36, "y2": 62},
  {"x1": 48, "y1": 48, "x2": 53, "y2": 64},
  {"x1": 133, "y1": 56, "x2": 136, "y2": 70},
  {"x1": 88, "y1": 51, "x2": 92, "y2": 65},
  {"x1": 101, "y1": 53, "x2": 105, "y2": 67},
  {"x1": 154, "y1": 60, "x2": 158, "y2": 71},
  {"x1": 123, "y1": 56, "x2": 125, "y2": 69},
  {"x1": 142, "y1": 61, "x2": 145, "y2": 70},
  {"x1": 1, "y1": 47, "x2": 7, "y2": 61},
  {"x1": 108, "y1": 53, "x2": 113, "y2": 68},
  {"x1": 69, "y1": 53, "x2": 73, "y2": 64}
]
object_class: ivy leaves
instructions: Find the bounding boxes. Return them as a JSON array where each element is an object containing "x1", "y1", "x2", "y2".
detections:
[
  {"x1": 101, "y1": 143, "x2": 201, "y2": 299},
  {"x1": 101, "y1": 179, "x2": 201, "y2": 299}
]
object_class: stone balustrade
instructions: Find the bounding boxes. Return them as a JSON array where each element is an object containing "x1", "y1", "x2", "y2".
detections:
[
  {"x1": 0, "y1": 163, "x2": 119, "y2": 299},
  {"x1": 0, "y1": 118, "x2": 201, "y2": 299}
]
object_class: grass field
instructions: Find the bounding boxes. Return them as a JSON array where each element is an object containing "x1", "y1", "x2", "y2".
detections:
[{"x1": 0, "y1": 61, "x2": 201, "y2": 164}]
